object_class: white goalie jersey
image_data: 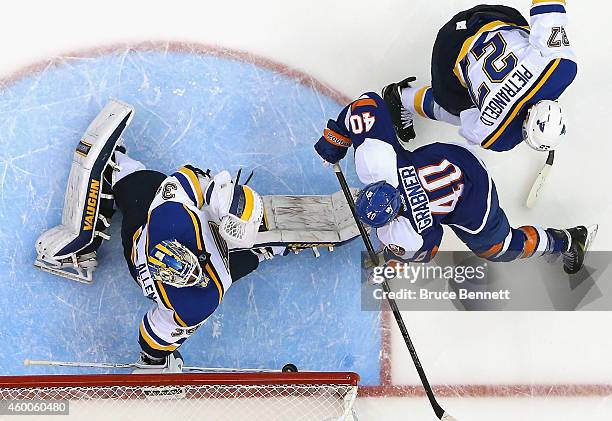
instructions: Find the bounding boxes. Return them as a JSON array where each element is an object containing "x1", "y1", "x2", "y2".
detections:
[{"x1": 131, "y1": 166, "x2": 234, "y2": 356}]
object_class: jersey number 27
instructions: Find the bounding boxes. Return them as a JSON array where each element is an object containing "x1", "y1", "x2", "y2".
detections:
[{"x1": 462, "y1": 32, "x2": 518, "y2": 109}]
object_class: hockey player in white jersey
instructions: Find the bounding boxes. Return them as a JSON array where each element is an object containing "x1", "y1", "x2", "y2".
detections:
[
  {"x1": 383, "y1": 1, "x2": 576, "y2": 152},
  {"x1": 37, "y1": 113, "x2": 269, "y2": 368},
  {"x1": 34, "y1": 101, "x2": 363, "y2": 371},
  {"x1": 111, "y1": 156, "x2": 269, "y2": 368}
]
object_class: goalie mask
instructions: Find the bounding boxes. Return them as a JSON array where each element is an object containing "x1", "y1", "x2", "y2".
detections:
[{"x1": 147, "y1": 240, "x2": 208, "y2": 288}]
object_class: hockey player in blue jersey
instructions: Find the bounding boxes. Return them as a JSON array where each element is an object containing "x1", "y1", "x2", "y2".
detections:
[
  {"x1": 382, "y1": 1, "x2": 576, "y2": 153},
  {"x1": 315, "y1": 92, "x2": 596, "y2": 273}
]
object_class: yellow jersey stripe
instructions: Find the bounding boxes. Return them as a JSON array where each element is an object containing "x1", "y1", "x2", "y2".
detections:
[
  {"x1": 182, "y1": 205, "x2": 204, "y2": 252},
  {"x1": 205, "y1": 263, "x2": 224, "y2": 305},
  {"x1": 482, "y1": 58, "x2": 561, "y2": 149},
  {"x1": 413, "y1": 86, "x2": 429, "y2": 119},
  {"x1": 131, "y1": 227, "x2": 142, "y2": 265},
  {"x1": 145, "y1": 212, "x2": 151, "y2": 262},
  {"x1": 173, "y1": 313, "x2": 185, "y2": 327},
  {"x1": 156, "y1": 281, "x2": 189, "y2": 327},
  {"x1": 453, "y1": 20, "x2": 522, "y2": 86},
  {"x1": 241, "y1": 186, "x2": 255, "y2": 222},
  {"x1": 178, "y1": 167, "x2": 204, "y2": 208},
  {"x1": 155, "y1": 280, "x2": 174, "y2": 310},
  {"x1": 532, "y1": 0, "x2": 565, "y2": 4},
  {"x1": 139, "y1": 322, "x2": 178, "y2": 352},
  {"x1": 173, "y1": 311, "x2": 189, "y2": 328}
]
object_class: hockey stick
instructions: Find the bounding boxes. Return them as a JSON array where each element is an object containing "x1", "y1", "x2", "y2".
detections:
[
  {"x1": 333, "y1": 164, "x2": 457, "y2": 421},
  {"x1": 24, "y1": 359, "x2": 292, "y2": 373},
  {"x1": 526, "y1": 150, "x2": 554, "y2": 208}
]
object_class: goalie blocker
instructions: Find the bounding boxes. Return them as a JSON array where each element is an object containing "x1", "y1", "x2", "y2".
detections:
[{"x1": 34, "y1": 100, "x2": 134, "y2": 284}]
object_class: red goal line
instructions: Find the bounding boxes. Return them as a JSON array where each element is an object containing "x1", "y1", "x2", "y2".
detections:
[
  {"x1": 359, "y1": 384, "x2": 612, "y2": 398},
  {"x1": 374, "y1": 312, "x2": 611, "y2": 399}
]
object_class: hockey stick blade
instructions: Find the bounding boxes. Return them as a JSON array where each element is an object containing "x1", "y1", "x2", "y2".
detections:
[
  {"x1": 24, "y1": 359, "x2": 137, "y2": 369},
  {"x1": 526, "y1": 150, "x2": 554, "y2": 209}
]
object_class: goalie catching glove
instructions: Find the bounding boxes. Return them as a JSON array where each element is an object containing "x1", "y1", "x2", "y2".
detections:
[{"x1": 203, "y1": 170, "x2": 264, "y2": 249}]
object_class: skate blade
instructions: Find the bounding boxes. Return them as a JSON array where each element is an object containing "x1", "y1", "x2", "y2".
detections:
[
  {"x1": 34, "y1": 260, "x2": 93, "y2": 285},
  {"x1": 585, "y1": 224, "x2": 599, "y2": 252},
  {"x1": 579, "y1": 224, "x2": 599, "y2": 272}
]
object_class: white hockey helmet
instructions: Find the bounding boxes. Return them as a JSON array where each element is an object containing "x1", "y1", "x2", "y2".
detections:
[{"x1": 522, "y1": 100, "x2": 567, "y2": 151}]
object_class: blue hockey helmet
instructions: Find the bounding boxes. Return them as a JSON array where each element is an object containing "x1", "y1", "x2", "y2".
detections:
[{"x1": 355, "y1": 181, "x2": 402, "y2": 228}]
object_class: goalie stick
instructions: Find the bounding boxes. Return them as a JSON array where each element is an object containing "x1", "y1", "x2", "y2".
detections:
[
  {"x1": 23, "y1": 358, "x2": 294, "y2": 373},
  {"x1": 526, "y1": 150, "x2": 554, "y2": 208},
  {"x1": 333, "y1": 164, "x2": 457, "y2": 421}
]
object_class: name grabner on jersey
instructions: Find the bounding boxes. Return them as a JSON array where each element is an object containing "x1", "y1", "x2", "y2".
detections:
[
  {"x1": 480, "y1": 64, "x2": 534, "y2": 127},
  {"x1": 399, "y1": 166, "x2": 433, "y2": 233}
]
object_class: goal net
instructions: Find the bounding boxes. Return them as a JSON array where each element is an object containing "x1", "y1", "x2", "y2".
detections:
[{"x1": 0, "y1": 371, "x2": 359, "y2": 421}]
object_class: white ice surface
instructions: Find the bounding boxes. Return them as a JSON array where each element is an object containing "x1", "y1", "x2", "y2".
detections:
[{"x1": 1, "y1": 1, "x2": 611, "y2": 420}]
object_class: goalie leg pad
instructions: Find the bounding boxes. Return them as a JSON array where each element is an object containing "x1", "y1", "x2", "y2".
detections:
[{"x1": 34, "y1": 100, "x2": 135, "y2": 284}]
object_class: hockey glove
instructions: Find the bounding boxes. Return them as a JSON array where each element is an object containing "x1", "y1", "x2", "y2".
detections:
[
  {"x1": 203, "y1": 170, "x2": 234, "y2": 222},
  {"x1": 314, "y1": 119, "x2": 353, "y2": 165}
]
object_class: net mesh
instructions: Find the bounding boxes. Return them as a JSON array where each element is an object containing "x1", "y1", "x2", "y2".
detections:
[
  {"x1": 221, "y1": 214, "x2": 248, "y2": 243},
  {"x1": 0, "y1": 376, "x2": 358, "y2": 421}
]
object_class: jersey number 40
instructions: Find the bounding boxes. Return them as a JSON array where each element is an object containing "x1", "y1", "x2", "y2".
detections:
[
  {"x1": 417, "y1": 159, "x2": 464, "y2": 215},
  {"x1": 349, "y1": 112, "x2": 376, "y2": 134}
]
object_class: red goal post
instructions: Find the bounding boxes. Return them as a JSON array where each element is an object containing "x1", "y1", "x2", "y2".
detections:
[{"x1": 0, "y1": 371, "x2": 360, "y2": 421}]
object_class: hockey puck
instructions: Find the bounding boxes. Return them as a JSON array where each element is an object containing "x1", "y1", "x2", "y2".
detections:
[{"x1": 282, "y1": 363, "x2": 298, "y2": 373}]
